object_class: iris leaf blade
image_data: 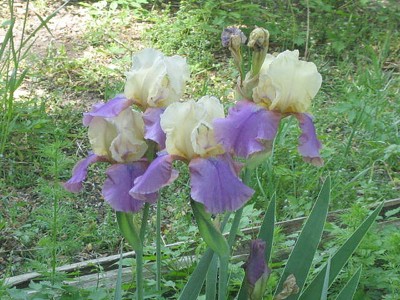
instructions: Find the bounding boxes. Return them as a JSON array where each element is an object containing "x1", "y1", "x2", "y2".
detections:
[
  {"x1": 299, "y1": 202, "x2": 383, "y2": 299},
  {"x1": 274, "y1": 177, "x2": 331, "y2": 300}
]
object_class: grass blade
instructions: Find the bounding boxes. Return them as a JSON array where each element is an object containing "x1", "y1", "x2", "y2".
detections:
[
  {"x1": 205, "y1": 254, "x2": 218, "y2": 300},
  {"x1": 299, "y1": 202, "x2": 383, "y2": 299},
  {"x1": 274, "y1": 177, "x2": 331, "y2": 300},
  {"x1": 258, "y1": 195, "x2": 276, "y2": 263},
  {"x1": 321, "y1": 257, "x2": 331, "y2": 300},
  {"x1": 335, "y1": 267, "x2": 362, "y2": 300}
]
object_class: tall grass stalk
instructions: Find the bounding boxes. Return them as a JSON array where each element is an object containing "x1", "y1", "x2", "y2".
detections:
[{"x1": 50, "y1": 143, "x2": 60, "y2": 284}]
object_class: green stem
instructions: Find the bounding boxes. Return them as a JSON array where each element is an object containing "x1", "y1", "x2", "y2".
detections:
[
  {"x1": 116, "y1": 212, "x2": 144, "y2": 300},
  {"x1": 156, "y1": 196, "x2": 162, "y2": 293},
  {"x1": 218, "y1": 255, "x2": 229, "y2": 300},
  {"x1": 135, "y1": 248, "x2": 144, "y2": 300},
  {"x1": 140, "y1": 202, "x2": 150, "y2": 241}
]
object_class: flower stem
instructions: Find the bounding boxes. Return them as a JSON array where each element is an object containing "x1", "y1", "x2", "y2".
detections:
[
  {"x1": 156, "y1": 196, "x2": 162, "y2": 293},
  {"x1": 135, "y1": 248, "x2": 144, "y2": 300},
  {"x1": 218, "y1": 255, "x2": 229, "y2": 300},
  {"x1": 140, "y1": 202, "x2": 150, "y2": 241},
  {"x1": 116, "y1": 212, "x2": 144, "y2": 300}
]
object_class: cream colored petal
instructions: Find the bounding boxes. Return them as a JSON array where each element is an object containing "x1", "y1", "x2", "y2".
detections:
[
  {"x1": 254, "y1": 50, "x2": 322, "y2": 113},
  {"x1": 160, "y1": 55, "x2": 190, "y2": 107},
  {"x1": 110, "y1": 132, "x2": 148, "y2": 163},
  {"x1": 268, "y1": 50, "x2": 322, "y2": 113},
  {"x1": 191, "y1": 121, "x2": 224, "y2": 157},
  {"x1": 108, "y1": 108, "x2": 147, "y2": 162},
  {"x1": 124, "y1": 49, "x2": 167, "y2": 108},
  {"x1": 88, "y1": 117, "x2": 117, "y2": 158},
  {"x1": 197, "y1": 95, "x2": 225, "y2": 121},
  {"x1": 112, "y1": 109, "x2": 145, "y2": 139},
  {"x1": 253, "y1": 54, "x2": 276, "y2": 106},
  {"x1": 124, "y1": 48, "x2": 190, "y2": 109},
  {"x1": 161, "y1": 100, "x2": 198, "y2": 159}
]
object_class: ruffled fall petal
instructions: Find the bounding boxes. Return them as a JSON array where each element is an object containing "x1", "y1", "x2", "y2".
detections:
[
  {"x1": 143, "y1": 107, "x2": 166, "y2": 149},
  {"x1": 214, "y1": 101, "x2": 281, "y2": 158},
  {"x1": 102, "y1": 163, "x2": 157, "y2": 212},
  {"x1": 63, "y1": 153, "x2": 107, "y2": 193},
  {"x1": 189, "y1": 155, "x2": 254, "y2": 214},
  {"x1": 130, "y1": 154, "x2": 179, "y2": 200},
  {"x1": 295, "y1": 113, "x2": 324, "y2": 166},
  {"x1": 83, "y1": 95, "x2": 132, "y2": 126}
]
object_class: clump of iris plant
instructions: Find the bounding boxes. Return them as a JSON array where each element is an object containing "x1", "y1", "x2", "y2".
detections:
[{"x1": 64, "y1": 48, "x2": 190, "y2": 212}]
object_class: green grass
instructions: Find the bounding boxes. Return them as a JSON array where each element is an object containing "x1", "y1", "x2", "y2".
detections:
[{"x1": 0, "y1": 0, "x2": 399, "y2": 298}]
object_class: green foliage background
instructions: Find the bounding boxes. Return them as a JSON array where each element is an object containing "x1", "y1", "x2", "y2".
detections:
[{"x1": 0, "y1": 0, "x2": 399, "y2": 299}]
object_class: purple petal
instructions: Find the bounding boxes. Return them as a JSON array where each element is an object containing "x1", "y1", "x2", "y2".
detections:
[
  {"x1": 83, "y1": 94, "x2": 133, "y2": 126},
  {"x1": 143, "y1": 107, "x2": 166, "y2": 149},
  {"x1": 102, "y1": 163, "x2": 157, "y2": 212},
  {"x1": 244, "y1": 239, "x2": 270, "y2": 286},
  {"x1": 63, "y1": 153, "x2": 107, "y2": 193},
  {"x1": 214, "y1": 101, "x2": 281, "y2": 158},
  {"x1": 189, "y1": 155, "x2": 254, "y2": 214},
  {"x1": 295, "y1": 113, "x2": 324, "y2": 166},
  {"x1": 130, "y1": 154, "x2": 179, "y2": 200}
]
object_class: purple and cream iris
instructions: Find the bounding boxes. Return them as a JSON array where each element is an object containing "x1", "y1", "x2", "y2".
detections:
[
  {"x1": 214, "y1": 50, "x2": 324, "y2": 166},
  {"x1": 130, "y1": 96, "x2": 254, "y2": 214},
  {"x1": 64, "y1": 97, "x2": 157, "y2": 212}
]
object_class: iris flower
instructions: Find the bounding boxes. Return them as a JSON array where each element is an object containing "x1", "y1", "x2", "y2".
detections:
[
  {"x1": 64, "y1": 96, "x2": 157, "y2": 212},
  {"x1": 130, "y1": 96, "x2": 254, "y2": 214},
  {"x1": 214, "y1": 50, "x2": 324, "y2": 166}
]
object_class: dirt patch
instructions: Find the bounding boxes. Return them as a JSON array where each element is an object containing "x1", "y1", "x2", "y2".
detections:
[{"x1": 1, "y1": 0, "x2": 151, "y2": 108}]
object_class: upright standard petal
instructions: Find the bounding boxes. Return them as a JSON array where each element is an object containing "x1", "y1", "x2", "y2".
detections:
[
  {"x1": 162, "y1": 55, "x2": 190, "y2": 106},
  {"x1": 124, "y1": 48, "x2": 189, "y2": 109},
  {"x1": 143, "y1": 107, "x2": 166, "y2": 149},
  {"x1": 63, "y1": 153, "x2": 107, "y2": 193},
  {"x1": 130, "y1": 154, "x2": 179, "y2": 200},
  {"x1": 189, "y1": 155, "x2": 254, "y2": 214},
  {"x1": 102, "y1": 163, "x2": 157, "y2": 212},
  {"x1": 253, "y1": 50, "x2": 322, "y2": 113},
  {"x1": 109, "y1": 109, "x2": 148, "y2": 162},
  {"x1": 161, "y1": 97, "x2": 225, "y2": 159},
  {"x1": 83, "y1": 95, "x2": 132, "y2": 126},
  {"x1": 295, "y1": 113, "x2": 324, "y2": 166},
  {"x1": 161, "y1": 100, "x2": 199, "y2": 159},
  {"x1": 214, "y1": 101, "x2": 281, "y2": 158},
  {"x1": 88, "y1": 108, "x2": 148, "y2": 163}
]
